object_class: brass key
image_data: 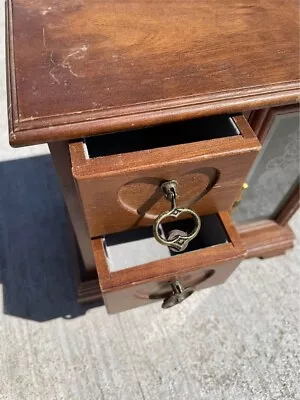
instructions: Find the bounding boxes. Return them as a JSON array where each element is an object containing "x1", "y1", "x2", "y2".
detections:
[{"x1": 153, "y1": 180, "x2": 201, "y2": 252}]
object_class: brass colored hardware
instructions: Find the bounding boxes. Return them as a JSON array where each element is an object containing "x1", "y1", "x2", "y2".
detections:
[
  {"x1": 162, "y1": 281, "x2": 194, "y2": 308},
  {"x1": 153, "y1": 180, "x2": 201, "y2": 252},
  {"x1": 232, "y1": 182, "x2": 249, "y2": 210}
]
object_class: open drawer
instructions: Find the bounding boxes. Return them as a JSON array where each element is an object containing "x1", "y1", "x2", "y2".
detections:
[
  {"x1": 70, "y1": 114, "x2": 260, "y2": 238},
  {"x1": 93, "y1": 212, "x2": 246, "y2": 313}
]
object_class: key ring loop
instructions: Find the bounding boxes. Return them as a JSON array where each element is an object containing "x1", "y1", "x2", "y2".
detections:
[{"x1": 153, "y1": 180, "x2": 201, "y2": 252}]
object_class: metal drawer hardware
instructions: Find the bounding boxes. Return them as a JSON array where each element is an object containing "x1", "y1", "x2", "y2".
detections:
[
  {"x1": 148, "y1": 270, "x2": 215, "y2": 308},
  {"x1": 232, "y1": 182, "x2": 249, "y2": 210},
  {"x1": 153, "y1": 180, "x2": 201, "y2": 252},
  {"x1": 162, "y1": 281, "x2": 194, "y2": 308}
]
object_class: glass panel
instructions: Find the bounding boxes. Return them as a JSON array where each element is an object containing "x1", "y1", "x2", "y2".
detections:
[{"x1": 233, "y1": 111, "x2": 300, "y2": 224}]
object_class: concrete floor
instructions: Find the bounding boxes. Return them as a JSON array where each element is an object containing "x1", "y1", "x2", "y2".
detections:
[{"x1": 0, "y1": 1, "x2": 299, "y2": 399}]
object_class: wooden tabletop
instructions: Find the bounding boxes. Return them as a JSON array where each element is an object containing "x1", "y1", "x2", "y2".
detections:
[{"x1": 6, "y1": 0, "x2": 299, "y2": 146}]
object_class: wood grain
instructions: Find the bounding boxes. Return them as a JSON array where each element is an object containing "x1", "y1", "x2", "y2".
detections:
[{"x1": 6, "y1": 0, "x2": 299, "y2": 146}]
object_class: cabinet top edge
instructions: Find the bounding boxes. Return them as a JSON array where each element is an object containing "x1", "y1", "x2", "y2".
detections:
[{"x1": 6, "y1": 0, "x2": 300, "y2": 146}]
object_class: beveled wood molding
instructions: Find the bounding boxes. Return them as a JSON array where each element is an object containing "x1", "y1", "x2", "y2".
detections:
[
  {"x1": 238, "y1": 219, "x2": 295, "y2": 259},
  {"x1": 9, "y1": 83, "x2": 300, "y2": 147}
]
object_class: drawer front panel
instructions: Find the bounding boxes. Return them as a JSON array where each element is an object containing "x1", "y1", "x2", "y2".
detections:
[
  {"x1": 99, "y1": 258, "x2": 239, "y2": 314},
  {"x1": 93, "y1": 212, "x2": 246, "y2": 313},
  {"x1": 70, "y1": 115, "x2": 260, "y2": 237}
]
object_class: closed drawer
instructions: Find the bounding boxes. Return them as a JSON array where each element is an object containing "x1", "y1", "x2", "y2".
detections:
[
  {"x1": 70, "y1": 115, "x2": 260, "y2": 237},
  {"x1": 93, "y1": 212, "x2": 246, "y2": 313}
]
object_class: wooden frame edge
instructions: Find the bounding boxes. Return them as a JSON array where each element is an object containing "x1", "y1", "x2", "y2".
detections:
[
  {"x1": 275, "y1": 183, "x2": 300, "y2": 226},
  {"x1": 10, "y1": 83, "x2": 299, "y2": 147},
  {"x1": 237, "y1": 219, "x2": 295, "y2": 259},
  {"x1": 250, "y1": 104, "x2": 300, "y2": 144}
]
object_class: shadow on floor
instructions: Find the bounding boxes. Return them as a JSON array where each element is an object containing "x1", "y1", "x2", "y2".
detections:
[{"x1": 0, "y1": 154, "x2": 103, "y2": 322}]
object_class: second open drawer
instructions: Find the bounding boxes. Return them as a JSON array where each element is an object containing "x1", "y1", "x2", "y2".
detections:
[{"x1": 92, "y1": 212, "x2": 246, "y2": 313}]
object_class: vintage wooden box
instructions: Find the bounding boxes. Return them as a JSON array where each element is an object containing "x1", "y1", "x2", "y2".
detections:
[{"x1": 6, "y1": 0, "x2": 299, "y2": 313}]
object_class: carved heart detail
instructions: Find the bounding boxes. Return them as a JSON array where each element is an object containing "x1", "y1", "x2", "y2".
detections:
[{"x1": 118, "y1": 167, "x2": 219, "y2": 219}]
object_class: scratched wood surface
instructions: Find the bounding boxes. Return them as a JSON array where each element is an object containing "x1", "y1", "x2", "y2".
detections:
[{"x1": 6, "y1": 0, "x2": 299, "y2": 145}]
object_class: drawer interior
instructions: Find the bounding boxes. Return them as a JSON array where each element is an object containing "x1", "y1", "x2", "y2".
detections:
[
  {"x1": 70, "y1": 115, "x2": 260, "y2": 238},
  {"x1": 94, "y1": 211, "x2": 246, "y2": 313},
  {"x1": 104, "y1": 214, "x2": 229, "y2": 272},
  {"x1": 84, "y1": 115, "x2": 240, "y2": 158}
]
